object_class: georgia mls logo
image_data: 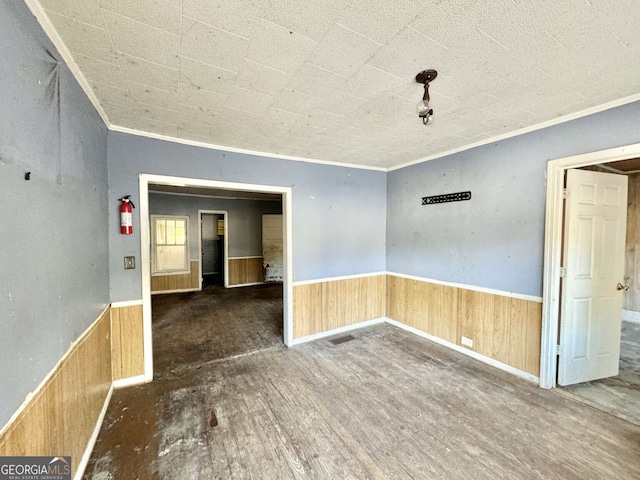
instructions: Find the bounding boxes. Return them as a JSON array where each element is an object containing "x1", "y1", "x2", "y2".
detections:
[
  {"x1": 0, "y1": 456, "x2": 71, "y2": 480},
  {"x1": 48, "y1": 457, "x2": 70, "y2": 473}
]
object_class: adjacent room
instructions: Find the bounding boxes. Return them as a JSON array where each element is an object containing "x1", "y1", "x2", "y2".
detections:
[
  {"x1": 2, "y1": 0, "x2": 640, "y2": 478},
  {"x1": 148, "y1": 185, "x2": 286, "y2": 373}
]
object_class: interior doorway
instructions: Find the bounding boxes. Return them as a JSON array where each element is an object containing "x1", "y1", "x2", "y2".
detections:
[
  {"x1": 555, "y1": 163, "x2": 640, "y2": 423},
  {"x1": 541, "y1": 142, "x2": 640, "y2": 390},
  {"x1": 540, "y1": 145, "x2": 640, "y2": 424},
  {"x1": 540, "y1": 144, "x2": 640, "y2": 382},
  {"x1": 138, "y1": 174, "x2": 293, "y2": 382},
  {"x1": 199, "y1": 210, "x2": 228, "y2": 288}
]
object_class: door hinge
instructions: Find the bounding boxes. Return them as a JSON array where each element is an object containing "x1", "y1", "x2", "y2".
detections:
[
  {"x1": 562, "y1": 188, "x2": 567, "y2": 199},
  {"x1": 556, "y1": 345, "x2": 562, "y2": 355},
  {"x1": 559, "y1": 267, "x2": 567, "y2": 278}
]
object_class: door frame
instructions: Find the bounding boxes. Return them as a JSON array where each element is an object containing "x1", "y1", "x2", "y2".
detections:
[
  {"x1": 139, "y1": 174, "x2": 294, "y2": 381},
  {"x1": 198, "y1": 210, "x2": 229, "y2": 288},
  {"x1": 540, "y1": 142, "x2": 640, "y2": 389}
]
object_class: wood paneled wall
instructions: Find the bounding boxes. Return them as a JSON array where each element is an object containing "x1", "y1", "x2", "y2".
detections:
[
  {"x1": 624, "y1": 172, "x2": 640, "y2": 311},
  {"x1": 387, "y1": 275, "x2": 542, "y2": 376},
  {"x1": 293, "y1": 275, "x2": 386, "y2": 338},
  {"x1": 0, "y1": 309, "x2": 112, "y2": 478},
  {"x1": 151, "y1": 260, "x2": 200, "y2": 293},
  {"x1": 111, "y1": 304, "x2": 145, "y2": 381},
  {"x1": 229, "y1": 257, "x2": 264, "y2": 286}
]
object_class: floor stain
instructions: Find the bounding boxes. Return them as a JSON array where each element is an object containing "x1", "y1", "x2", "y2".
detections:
[
  {"x1": 83, "y1": 284, "x2": 283, "y2": 479},
  {"x1": 209, "y1": 411, "x2": 218, "y2": 428}
]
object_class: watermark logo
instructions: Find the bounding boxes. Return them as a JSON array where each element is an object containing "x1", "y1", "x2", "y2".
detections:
[{"x1": 0, "y1": 456, "x2": 71, "y2": 480}]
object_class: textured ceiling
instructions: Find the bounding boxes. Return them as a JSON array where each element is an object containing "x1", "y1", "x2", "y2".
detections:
[{"x1": 33, "y1": 0, "x2": 640, "y2": 169}]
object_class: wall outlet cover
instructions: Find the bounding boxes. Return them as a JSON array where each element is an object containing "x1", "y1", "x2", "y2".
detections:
[
  {"x1": 461, "y1": 336, "x2": 473, "y2": 348},
  {"x1": 124, "y1": 256, "x2": 135, "y2": 270}
]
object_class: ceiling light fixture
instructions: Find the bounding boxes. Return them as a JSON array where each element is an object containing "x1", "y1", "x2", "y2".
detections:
[{"x1": 415, "y1": 69, "x2": 437, "y2": 125}]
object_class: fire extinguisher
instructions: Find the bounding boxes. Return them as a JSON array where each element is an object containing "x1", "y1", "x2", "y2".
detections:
[{"x1": 119, "y1": 195, "x2": 135, "y2": 235}]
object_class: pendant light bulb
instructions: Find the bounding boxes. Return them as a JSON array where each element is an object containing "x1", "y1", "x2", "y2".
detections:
[
  {"x1": 417, "y1": 101, "x2": 434, "y2": 125},
  {"x1": 416, "y1": 100, "x2": 430, "y2": 116},
  {"x1": 415, "y1": 69, "x2": 438, "y2": 126}
]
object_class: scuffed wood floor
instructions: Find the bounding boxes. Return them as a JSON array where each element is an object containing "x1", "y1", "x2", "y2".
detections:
[
  {"x1": 150, "y1": 284, "x2": 284, "y2": 375},
  {"x1": 85, "y1": 288, "x2": 640, "y2": 479}
]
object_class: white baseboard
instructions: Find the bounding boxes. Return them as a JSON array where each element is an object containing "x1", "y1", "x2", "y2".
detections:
[
  {"x1": 622, "y1": 309, "x2": 640, "y2": 325},
  {"x1": 384, "y1": 318, "x2": 539, "y2": 384},
  {"x1": 151, "y1": 288, "x2": 200, "y2": 295},
  {"x1": 227, "y1": 282, "x2": 265, "y2": 288},
  {"x1": 113, "y1": 374, "x2": 147, "y2": 389},
  {"x1": 74, "y1": 384, "x2": 114, "y2": 480},
  {"x1": 290, "y1": 318, "x2": 387, "y2": 345}
]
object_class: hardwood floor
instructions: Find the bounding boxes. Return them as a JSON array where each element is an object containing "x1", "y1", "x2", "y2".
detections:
[
  {"x1": 151, "y1": 284, "x2": 284, "y2": 376},
  {"x1": 85, "y1": 289, "x2": 640, "y2": 479}
]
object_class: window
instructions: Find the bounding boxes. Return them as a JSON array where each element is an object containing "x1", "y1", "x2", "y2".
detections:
[{"x1": 151, "y1": 216, "x2": 189, "y2": 274}]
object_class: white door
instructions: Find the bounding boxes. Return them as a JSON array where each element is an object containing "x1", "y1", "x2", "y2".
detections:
[
  {"x1": 558, "y1": 169, "x2": 628, "y2": 386},
  {"x1": 262, "y1": 214, "x2": 283, "y2": 282}
]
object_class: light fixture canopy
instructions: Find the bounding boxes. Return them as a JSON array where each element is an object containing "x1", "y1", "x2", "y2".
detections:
[{"x1": 416, "y1": 69, "x2": 437, "y2": 125}]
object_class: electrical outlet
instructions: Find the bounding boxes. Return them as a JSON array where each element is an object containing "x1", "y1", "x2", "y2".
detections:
[
  {"x1": 461, "y1": 336, "x2": 473, "y2": 348},
  {"x1": 124, "y1": 256, "x2": 135, "y2": 270}
]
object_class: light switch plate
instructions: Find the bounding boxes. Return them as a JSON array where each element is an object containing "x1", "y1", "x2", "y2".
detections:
[{"x1": 124, "y1": 256, "x2": 135, "y2": 270}]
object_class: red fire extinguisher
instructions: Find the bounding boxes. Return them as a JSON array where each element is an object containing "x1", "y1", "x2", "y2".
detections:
[{"x1": 119, "y1": 195, "x2": 135, "y2": 235}]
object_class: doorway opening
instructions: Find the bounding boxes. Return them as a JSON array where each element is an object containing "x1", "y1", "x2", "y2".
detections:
[
  {"x1": 540, "y1": 145, "x2": 640, "y2": 422},
  {"x1": 139, "y1": 174, "x2": 293, "y2": 382},
  {"x1": 199, "y1": 210, "x2": 228, "y2": 288}
]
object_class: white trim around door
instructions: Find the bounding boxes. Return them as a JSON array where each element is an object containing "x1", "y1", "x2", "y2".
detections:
[
  {"x1": 139, "y1": 174, "x2": 293, "y2": 382},
  {"x1": 541, "y1": 142, "x2": 640, "y2": 389}
]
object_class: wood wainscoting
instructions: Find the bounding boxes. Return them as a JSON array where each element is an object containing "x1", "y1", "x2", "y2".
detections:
[
  {"x1": 111, "y1": 303, "x2": 145, "y2": 382},
  {"x1": 229, "y1": 257, "x2": 264, "y2": 286},
  {"x1": 386, "y1": 274, "x2": 542, "y2": 377},
  {"x1": 0, "y1": 308, "x2": 112, "y2": 478},
  {"x1": 624, "y1": 172, "x2": 640, "y2": 311},
  {"x1": 151, "y1": 260, "x2": 200, "y2": 294},
  {"x1": 293, "y1": 274, "x2": 386, "y2": 339}
]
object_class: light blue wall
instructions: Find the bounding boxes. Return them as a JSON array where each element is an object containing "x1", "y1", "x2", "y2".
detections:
[
  {"x1": 0, "y1": 0, "x2": 109, "y2": 427},
  {"x1": 387, "y1": 101, "x2": 640, "y2": 297},
  {"x1": 108, "y1": 133, "x2": 387, "y2": 301},
  {"x1": 149, "y1": 193, "x2": 282, "y2": 259}
]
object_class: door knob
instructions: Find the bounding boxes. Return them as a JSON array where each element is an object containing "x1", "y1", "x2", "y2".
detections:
[{"x1": 617, "y1": 283, "x2": 630, "y2": 291}]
